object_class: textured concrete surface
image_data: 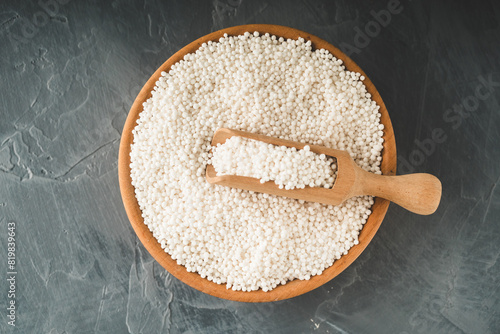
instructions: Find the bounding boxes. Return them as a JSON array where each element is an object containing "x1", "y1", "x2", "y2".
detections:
[{"x1": 1, "y1": 0, "x2": 499, "y2": 333}]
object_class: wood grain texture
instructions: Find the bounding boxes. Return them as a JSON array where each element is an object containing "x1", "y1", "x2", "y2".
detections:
[
  {"x1": 207, "y1": 128, "x2": 440, "y2": 214},
  {"x1": 118, "y1": 24, "x2": 397, "y2": 302}
]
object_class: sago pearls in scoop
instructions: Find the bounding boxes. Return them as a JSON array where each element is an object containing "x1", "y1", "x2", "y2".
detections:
[{"x1": 211, "y1": 137, "x2": 338, "y2": 190}]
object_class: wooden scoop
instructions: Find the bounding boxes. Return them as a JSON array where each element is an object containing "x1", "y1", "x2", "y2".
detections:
[{"x1": 206, "y1": 128, "x2": 442, "y2": 215}]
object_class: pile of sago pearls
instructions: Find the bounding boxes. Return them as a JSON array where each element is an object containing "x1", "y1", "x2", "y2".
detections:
[
  {"x1": 130, "y1": 31, "x2": 384, "y2": 292},
  {"x1": 211, "y1": 136, "x2": 338, "y2": 190}
]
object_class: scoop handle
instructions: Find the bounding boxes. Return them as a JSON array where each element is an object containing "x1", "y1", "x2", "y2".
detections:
[{"x1": 353, "y1": 169, "x2": 442, "y2": 215}]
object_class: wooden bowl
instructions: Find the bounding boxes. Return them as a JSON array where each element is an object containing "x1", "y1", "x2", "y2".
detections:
[{"x1": 118, "y1": 24, "x2": 396, "y2": 302}]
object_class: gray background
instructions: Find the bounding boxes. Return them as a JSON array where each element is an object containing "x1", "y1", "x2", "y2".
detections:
[{"x1": 1, "y1": 0, "x2": 499, "y2": 333}]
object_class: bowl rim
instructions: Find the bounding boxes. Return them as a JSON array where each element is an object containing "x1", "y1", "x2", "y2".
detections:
[{"x1": 118, "y1": 24, "x2": 397, "y2": 302}]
